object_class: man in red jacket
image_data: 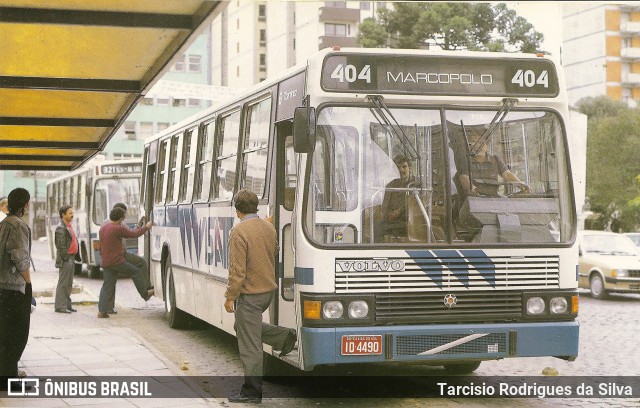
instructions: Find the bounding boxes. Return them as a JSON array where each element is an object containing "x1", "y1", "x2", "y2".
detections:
[{"x1": 97, "y1": 207, "x2": 153, "y2": 318}]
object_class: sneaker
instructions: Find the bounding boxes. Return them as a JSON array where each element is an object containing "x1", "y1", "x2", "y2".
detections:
[
  {"x1": 279, "y1": 329, "x2": 297, "y2": 357},
  {"x1": 228, "y1": 392, "x2": 261, "y2": 404},
  {"x1": 143, "y1": 289, "x2": 155, "y2": 301},
  {"x1": 97, "y1": 312, "x2": 110, "y2": 318}
]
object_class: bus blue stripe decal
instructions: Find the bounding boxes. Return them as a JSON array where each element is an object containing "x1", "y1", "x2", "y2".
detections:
[
  {"x1": 460, "y1": 249, "x2": 496, "y2": 287},
  {"x1": 295, "y1": 267, "x2": 314, "y2": 285},
  {"x1": 405, "y1": 250, "x2": 443, "y2": 288},
  {"x1": 405, "y1": 249, "x2": 496, "y2": 288},
  {"x1": 434, "y1": 249, "x2": 469, "y2": 288}
]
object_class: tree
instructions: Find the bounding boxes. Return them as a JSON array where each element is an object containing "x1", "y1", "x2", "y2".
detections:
[
  {"x1": 357, "y1": 2, "x2": 544, "y2": 52},
  {"x1": 582, "y1": 101, "x2": 640, "y2": 231}
]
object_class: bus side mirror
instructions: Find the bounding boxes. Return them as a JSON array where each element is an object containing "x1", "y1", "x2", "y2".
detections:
[{"x1": 293, "y1": 106, "x2": 316, "y2": 153}]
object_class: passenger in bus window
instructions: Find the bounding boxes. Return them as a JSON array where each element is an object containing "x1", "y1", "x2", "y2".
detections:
[
  {"x1": 0, "y1": 197, "x2": 8, "y2": 222},
  {"x1": 101, "y1": 203, "x2": 150, "y2": 315},
  {"x1": 97, "y1": 207, "x2": 153, "y2": 319},
  {"x1": 54, "y1": 206, "x2": 78, "y2": 314},
  {"x1": 377, "y1": 154, "x2": 416, "y2": 242},
  {"x1": 457, "y1": 129, "x2": 530, "y2": 198},
  {"x1": 224, "y1": 189, "x2": 297, "y2": 404}
]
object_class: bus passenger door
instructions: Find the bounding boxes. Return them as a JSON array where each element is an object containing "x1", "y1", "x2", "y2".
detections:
[{"x1": 276, "y1": 130, "x2": 297, "y2": 328}]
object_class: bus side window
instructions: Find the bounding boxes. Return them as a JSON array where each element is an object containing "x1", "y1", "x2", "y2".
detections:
[
  {"x1": 283, "y1": 135, "x2": 296, "y2": 210},
  {"x1": 241, "y1": 97, "x2": 271, "y2": 198},
  {"x1": 214, "y1": 110, "x2": 241, "y2": 201}
]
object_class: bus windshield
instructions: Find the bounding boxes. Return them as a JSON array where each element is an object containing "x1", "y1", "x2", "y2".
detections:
[
  {"x1": 93, "y1": 177, "x2": 141, "y2": 225},
  {"x1": 306, "y1": 105, "x2": 574, "y2": 246}
]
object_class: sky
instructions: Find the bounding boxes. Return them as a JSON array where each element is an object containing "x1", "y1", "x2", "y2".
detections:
[{"x1": 507, "y1": 2, "x2": 563, "y2": 56}]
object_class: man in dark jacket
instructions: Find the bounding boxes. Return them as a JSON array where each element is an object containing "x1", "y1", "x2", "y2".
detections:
[
  {"x1": 0, "y1": 188, "x2": 32, "y2": 392},
  {"x1": 54, "y1": 205, "x2": 78, "y2": 313}
]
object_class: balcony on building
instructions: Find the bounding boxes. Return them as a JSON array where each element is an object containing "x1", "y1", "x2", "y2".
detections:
[
  {"x1": 621, "y1": 47, "x2": 640, "y2": 61},
  {"x1": 319, "y1": 35, "x2": 358, "y2": 50},
  {"x1": 319, "y1": 6, "x2": 360, "y2": 23},
  {"x1": 620, "y1": 21, "x2": 640, "y2": 34},
  {"x1": 622, "y1": 72, "x2": 640, "y2": 86}
]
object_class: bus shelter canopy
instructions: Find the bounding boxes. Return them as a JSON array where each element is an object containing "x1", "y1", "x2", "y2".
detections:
[{"x1": 0, "y1": 0, "x2": 221, "y2": 171}]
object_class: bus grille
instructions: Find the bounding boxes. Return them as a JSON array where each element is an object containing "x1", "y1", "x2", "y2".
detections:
[
  {"x1": 375, "y1": 291, "x2": 522, "y2": 324},
  {"x1": 396, "y1": 333, "x2": 507, "y2": 356},
  {"x1": 335, "y1": 255, "x2": 560, "y2": 293}
]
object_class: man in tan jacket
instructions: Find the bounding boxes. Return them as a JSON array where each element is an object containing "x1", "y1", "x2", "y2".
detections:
[{"x1": 224, "y1": 189, "x2": 296, "y2": 404}]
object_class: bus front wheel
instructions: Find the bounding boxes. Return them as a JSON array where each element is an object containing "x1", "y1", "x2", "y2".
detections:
[
  {"x1": 164, "y1": 258, "x2": 190, "y2": 329},
  {"x1": 443, "y1": 361, "x2": 481, "y2": 374}
]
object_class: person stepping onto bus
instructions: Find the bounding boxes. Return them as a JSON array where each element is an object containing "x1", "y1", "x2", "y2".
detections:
[
  {"x1": 224, "y1": 189, "x2": 297, "y2": 404},
  {"x1": 101, "y1": 202, "x2": 151, "y2": 315},
  {"x1": 54, "y1": 205, "x2": 78, "y2": 313},
  {"x1": 97, "y1": 207, "x2": 153, "y2": 319}
]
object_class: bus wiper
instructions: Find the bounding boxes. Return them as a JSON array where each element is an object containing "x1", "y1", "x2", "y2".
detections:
[
  {"x1": 468, "y1": 98, "x2": 517, "y2": 155},
  {"x1": 366, "y1": 95, "x2": 420, "y2": 163}
]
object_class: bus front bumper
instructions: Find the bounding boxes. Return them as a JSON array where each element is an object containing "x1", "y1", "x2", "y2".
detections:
[{"x1": 300, "y1": 321, "x2": 579, "y2": 370}]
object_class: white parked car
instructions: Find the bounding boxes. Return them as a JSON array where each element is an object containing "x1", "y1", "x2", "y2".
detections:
[
  {"x1": 577, "y1": 230, "x2": 640, "y2": 299},
  {"x1": 624, "y1": 232, "x2": 640, "y2": 249}
]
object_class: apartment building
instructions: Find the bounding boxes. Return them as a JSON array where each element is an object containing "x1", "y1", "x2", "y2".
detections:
[
  {"x1": 563, "y1": 3, "x2": 640, "y2": 107},
  {"x1": 211, "y1": 1, "x2": 385, "y2": 87}
]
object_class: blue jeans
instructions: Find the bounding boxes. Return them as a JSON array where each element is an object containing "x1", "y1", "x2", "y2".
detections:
[{"x1": 98, "y1": 261, "x2": 149, "y2": 313}]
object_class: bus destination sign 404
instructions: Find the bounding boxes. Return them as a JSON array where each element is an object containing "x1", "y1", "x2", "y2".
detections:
[{"x1": 321, "y1": 53, "x2": 559, "y2": 97}]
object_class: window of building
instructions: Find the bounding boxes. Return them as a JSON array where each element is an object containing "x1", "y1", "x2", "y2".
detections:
[
  {"x1": 360, "y1": 1, "x2": 370, "y2": 10},
  {"x1": 237, "y1": 66, "x2": 240, "y2": 77},
  {"x1": 157, "y1": 98, "x2": 170, "y2": 106},
  {"x1": 124, "y1": 122, "x2": 136, "y2": 140},
  {"x1": 325, "y1": 23, "x2": 348, "y2": 36},
  {"x1": 259, "y1": 29, "x2": 266, "y2": 45},
  {"x1": 173, "y1": 55, "x2": 185, "y2": 72},
  {"x1": 141, "y1": 98, "x2": 154, "y2": 106},
  {"x1": 237, "y1": 42, "x2": 240, "y2": 53},
  {"x1": 258, "y1": 4, "x2": 266, "y2": 20},
  {"x1": 173, "y1": 98, "x2": 186, "y2": 107},
  {"x1": 376, "y1": 2, "x2": 387, "y2": 9},
  {"x1": 237, "y1": 18, "x2": 240, "y2": 30},
  {"x1": 157, "y1": 122, "x2": 170, "y2": 132},
  {"x1": 140, "y1": 122, "x2": 154, "y2": 140},
  {"x1": 187, "y1": 99, "x2": 201, "y2": 108},
  {"x1": 187, "y1": 55, "x2": 201, "y2": 73},
  {"x1": 240, "y1": 97, "x2": 271, "y2": 198},
  {"x1": 259, "y1": 54, "x2": 266, "y2": 66},
  {"x1": 326, "y1": 1, "x2": 346, "y2": 7}
]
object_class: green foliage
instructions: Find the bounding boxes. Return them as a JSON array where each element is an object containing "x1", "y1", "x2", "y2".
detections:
[
  {"x1": 575, "y1": 95, "x2": 629, "y2": 119},
  {"x1": 357, "y1": 2, "x2": 544, "y2": 52},
  {"x1": 585, "y1": 101, "x2": 640, "y2": 231}
]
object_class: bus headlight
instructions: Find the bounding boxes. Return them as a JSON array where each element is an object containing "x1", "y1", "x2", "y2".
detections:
[
  {"x1": 526, "y1": 297, "x2": 545, "y2": 315},
  {"x1": 550, "y1": 297, "x2": 568, "y2": 314},
  {"x1": 348, "y1": 301, "x2": 369, "y2": 319},
  {"x1": 322, "y1": 301, "x2": 344, "y2": 319}
]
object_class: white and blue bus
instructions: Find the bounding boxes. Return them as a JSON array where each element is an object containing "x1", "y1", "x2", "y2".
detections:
[
  {"x1": 46, "y1": 158, "x2": 143, "y2": 278},
  {"x1": 142, "y1": 47, "x2": 579, "y2": 373}
]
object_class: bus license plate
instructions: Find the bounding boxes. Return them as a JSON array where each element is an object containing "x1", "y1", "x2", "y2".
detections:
[{"x1": 341, "y1": 335, "x2": 382, "y2": 355}]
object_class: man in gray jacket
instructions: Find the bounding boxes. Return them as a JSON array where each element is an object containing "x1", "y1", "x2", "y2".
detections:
[
  {"x1": 0, "y1": 188, "x2": 32, "y2": 392},
  {"x1": 54, "y1": 205, "x2": 78, "y2": 313}
]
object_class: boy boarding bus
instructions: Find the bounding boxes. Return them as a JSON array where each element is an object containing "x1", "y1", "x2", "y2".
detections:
[
  {"x1": 142, "y1": 47, "x2": 579, "y2": 373},
  {"x1": 46, "y1": 158, "x2": 143, "y2": 278}
]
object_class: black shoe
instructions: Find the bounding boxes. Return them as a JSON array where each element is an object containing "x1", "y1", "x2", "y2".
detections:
[
  {"x1": 228, "y1": 392, "x2": 261, "y2": 404},
  {"x1": 279, "y1": 329, "x2": 297, "y2": 357},
  {"x1": 69, "y1": 307, "x2": 77, "y2": 312},
  {"x1": 55, "y1": 309, "x2": 72, "y2": 314},
  {"x1": 107, "y1": 309, "x2": 117, "y2": 314},
  {"x1": 97, "y1": 312, "x2": 110, "y2": 318}
]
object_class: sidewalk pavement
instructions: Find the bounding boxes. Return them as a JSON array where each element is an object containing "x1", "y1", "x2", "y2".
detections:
[{"x1": 0, "y1": 265, "x2": 222, "y2": 407}]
